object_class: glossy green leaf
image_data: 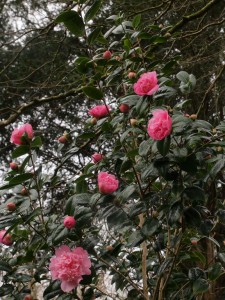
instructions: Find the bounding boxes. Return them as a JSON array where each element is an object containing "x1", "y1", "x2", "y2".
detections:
[
  {"x1": 12, "y1": 145, "x2": 30, "y2": 158},
  {"x1": 168, "y1": 201, "x2": 183, "y2": 226},
  {"x1": 132, "y1": 14, "x2": 141, "y2": 28},
  {"x1": 87, "y1": 27, "x2": 102, "y2": 44},
  {"x1": 55, "y1": 11, "x2": 85, "y2": 36},
  {"x1": 31, "y1": 136, "x2": 42, "y2": 148},
  {"x1": 85, "y1": 0, "x2": 102, "y2": 22},
  {"x1": 141, "y1": 217, "x2": 159, "y2": 237},
  {"x1": 157, "y1": 135, "x2": 171, "y2": 156},
  {"x1": 208, "y1": 262, "x2": 222, "y2": 281},
  {"x1": 192, "y1": 278, "x2": 209, "y2": 295},
  {"x1": 44, "y1": 280, "x2": 63, "y2": 300},
  {"x1": 82, "y1": 86, "x2": 103, "y2": 100},
  {"x1": 9, "y1": 173, "x2": 33, "y2": 185}
]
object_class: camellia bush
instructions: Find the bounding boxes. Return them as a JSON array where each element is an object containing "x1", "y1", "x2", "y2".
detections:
[{"x1": 1, "y1": 3, "x2": 225, "y2": 300}]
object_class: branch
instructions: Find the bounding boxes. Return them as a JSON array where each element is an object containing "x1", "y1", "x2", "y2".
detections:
[
  {"x1": 197, "y1": 64, "x2": 225, "y2": 116},
  {"x1": 0, "y1": 88, "x2": 82, "y2": 128},
  {"x1": 169, "y1": 0, "x2": 222, "y2": 34}
]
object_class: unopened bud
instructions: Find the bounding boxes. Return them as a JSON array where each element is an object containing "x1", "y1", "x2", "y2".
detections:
[
  {"x1": 90, "y1": 117, "x2": 97, "y2": 125},
  {"x1": 130, "y1": 119, "x2": 137, "y2": 127},
  {"x1": 10, "y1": 162, "x2": 18, "y2": 170},
  {"x1": 119, "y1": 104, "x2": 130, "y2": 113},
  {"x1": 103, "y1": 50, "x2": 112, "y2": 60},
  {"x1": 106, "y1": 245, "x2": 114, "y2": 251},
  {"x1": 189, "y1": 114, "x2": 197, "y2": 120},
  {"x1": 58, "y1": 136, "x2": 67, "y2": 143},
  {"x1": 7, "y1": 202, "x2": 16, "y2": 212},
  {"x1": 21, "y1": 187, "x2": 28, "y2": 195},
  {"x1": 128, "y1": 71, "x2": 136, "y2": 79}
]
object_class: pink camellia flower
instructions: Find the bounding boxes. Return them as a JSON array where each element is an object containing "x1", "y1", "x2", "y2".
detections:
[
  {"x1": 98, "y1": 172, "x2": 119, "y2": 194},
  {"x1": 134, "y1": 71, "x2": 159, "y2": 96},
  {"x1": 10, "y1": 123, "x2": 33, "y2": 145},
  {"x1": 49, "y1": 245, "x2": 91, "y2": 293},
  {"x1": 64, "y1": 216, "x2": 76, "y2": 229},
  {"x1": 88, "y1": 105, "x2": 110, "y2": 119},
  {"x1": 92, "y1": 153, "x2": 103, "y2": 164},
  {"x1": 147, "y1": 110, "x2": 172, "y2": 140},
  {"x1": 0, "y1": 229, "x2": 13, "y2": 246}
]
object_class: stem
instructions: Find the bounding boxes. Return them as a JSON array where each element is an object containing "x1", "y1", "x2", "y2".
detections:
[
  {"x1": 97, "y1": 255, "x2": 147, "y2": 300},
  {"x1": 139, "y1": 213, "x2": 149, "y2": 300}
]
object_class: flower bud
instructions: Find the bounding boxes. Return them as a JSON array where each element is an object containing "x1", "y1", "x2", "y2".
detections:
[
  {"x1": 64, "y1": 216, "x2": 76, "y2": 229},
  {"x1": 10, "y1": 162, "x2": 19, "y2": 170},
  {"x1": 106, "y1": 245, "x2": 114, "y2": 251},
  {"x1": 119, "y1": 104, "x2": 130, "y2": 113},
  {"x1": 24, "y1": 295, "x2": 33, "y2": 300},
  {"x1": 90, "y1": 117, "x2": 97, "y2": 125},
  {"x1": 130, "y1": 119, "x2": 137, "y2": 127},
  {"x1": 7, "y1": 202, "x2": 16, "y2": 212},
  {"x1": 128, "y1": 71, "x2": 136, "y2": 79},
  {"x1": 0, "y1": 230, "x2": 13, "y2": 246},
  {"x1": 191, "y1": 238, "x2": 198, "y2": 246},
  {"x1": 103, "y1": 50, "x2": 112, "y2": 60},
  {"x1": 58, "y1": 136, "x2": 67, "y2": 143},
  {"x1": 217, "y1": 146, "x2": 223, "y2": 152},
  {"x1": 92, "y1": 153, "x2": 103, "y2": 164},
  {"x1": 21, "y1": 187, "x2": 28, "y2": 195},
  {"x1": 189, "y1": 114, "x2": 197, "y2": 120}
]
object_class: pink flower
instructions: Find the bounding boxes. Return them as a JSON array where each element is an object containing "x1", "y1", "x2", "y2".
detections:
[
  {"x1": 147, "y1": 110, "x2": 172, "y2": 140},
  {"x1": 64, "y1": 216, "x2": 76, "y2": 229},
  {"x1": 0, "y1": 230, "x2": 13, "y2": 246},
  {"x1": 10, "y1": 123, "x2": 33, "y2": 145},
  {"x1": 88, "y1": 105, "x2": 110, "y2": 119},
  {"x1": 49, "y1": 245, "x2": 91, "y2": 293},
  {"x1": 98, "y1": 172, "x2": 119, "y2": 194},
  {"x1": 92, "y1": 153, "x2": 103, "y2": 164},
  {"x1": 134, "y1": 71, "x2": 159, "y2": 96}
]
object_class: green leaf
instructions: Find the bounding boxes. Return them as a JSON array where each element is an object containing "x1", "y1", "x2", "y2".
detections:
[
  {"x1": 23, "y1": 208, "x2": 41, "y2": 224},
  {"x1": 44, "y1": 280, "x2": 63, "y2": 300},
  {"x1": 192, "y1": 278, "x2": 209, "y2": 295},
  {"x1": 157, "y1": 257, "x2": 173, "y2": 276},
  {"x1": 65, "y1": 193, "x2": 91, "y2": 215},
  {"x1": 82, "y1": 86, "x2": 103, "y2": 100},
  {"x1": 85, "y1": 0, "x2": 102, "y2": 22},
  {"x1": 31, "y1": 136, "x2": 42, "y2": 148},
  {"x1": 50, "y1": 225, "x2": 68, "y2": 245},
  {"x1": 141, "y1": 217, "x2": 159, "y2": 237},
  {"x1": 12, "y1": 145, "x2": 30, "y2": 158},
  {"x1": 168, "y1": 201, "x2": 183, "y2": 226},
  {"x1": 176, "y1": 71, "x2": 189, "y2": 83},
  {"x1": 87, "y1": 27, "x2": 102, "y2": 44},
  {"x1": 183, "y1": 207, "x2": 202, "y2": 227},
  {"x1": 9, "y1": 173, "x2": 33, "y2": 185},
  {"x1": 188, "y1": 267, "x2": 205, "y2": 281},
  {"x1": 0, "y1": 284, "x2": 14, "y2": 297},
  {"x1": 0, "y1": 261, "x2": 12, "y2": 273},
  {"x1": 182, "y1": 186, "x2": 205, "y2": 203},
  {"x1": 207, "y1": 159, "x2": 225, "y2": 180},
  {"x1": 107, "y1": 208, "x2": 130, "y2": 231},
  {"x1": 208, "y1": 262, "x2": 222, "y2": 281},
  {"x1": 55, "y1": 11, "x2": 85, "y2": 36},
  {"x1": 119, "y1": 185, "x2": 137, "y2": 201},
  {"x1": 132, "y1": 14, "x2": 141, "y2": 28},
  {"x1": 139, "y1": 140, "x2": 152, "y2": 156},
  {"x1": 157, "y1": 135, "x2": 171, "y2": 156}
]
